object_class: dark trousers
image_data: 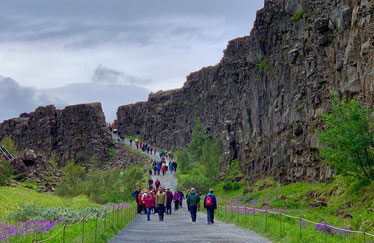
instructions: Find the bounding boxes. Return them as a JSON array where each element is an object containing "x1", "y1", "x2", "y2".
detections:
[
  {"x1": 137, "y1": 204, "x2": 143, "y2": 214},
  {"x1": 190, "y1": 205, "x2": 197, "y2": 222},
  {"x1": 174, "y1": 200, "x2": 179, "y2": 210},
  {"x1": 179, "y1": 199, "x2": 183, "y2": 208},
  {"x1": 207, "y1": 207, "x2": 215, "y2": 223},
  {"x1": 158, "y1": 204, "x2": 165, "y2": 221},
  {"x1": 166, "y1": 201, "x2": 172, "y2": 214}
]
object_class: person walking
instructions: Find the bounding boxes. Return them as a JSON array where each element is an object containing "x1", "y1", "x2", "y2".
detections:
[
  {"x1": 204, "y1": 189, "x2": 217, "y2": 224},
  {"x1": 137, "y1": 192, "x2": 145, "y2": 214},
  {"x1": 156, "y1": 188, "x2": 167, "y2": 221},
  {"x1": 186, "y1": 188, "x2": 200, "y2": 224},
  {"x1": 173, "y1": 190, "x2": 180, "y2": 211},
  {"x1": 196, "y1": 188, "x2": 202, "y2": 212},
  {"x1": 144, "y1": 191, "x2": 155, "y2": 221},
  {"x1": 161, "y1": 164, "x2": 166, "y2": 176},
  {"x1": 178, "y1": 189, "x2": 184, "y2": 208},
  {"x1": 155, "y1": 179, "x2": 161, "y2": 190},
  {"x1": 186, "y1": 188, "x2": 191, "y2": 211},
  {"x1": 131, "y1": 186, "x2": 142, "y2": 214},
  {"x1": 166, "y1": 188, "x2": 173, "y2": 214},
  {"x1": 148, "y1": 177, "x2": 153, "y2": 187}
]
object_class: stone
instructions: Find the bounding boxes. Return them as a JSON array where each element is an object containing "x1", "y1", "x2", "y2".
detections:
[
  {"x1": 284, "y1": 0, "x2": 303, "y2": 15},
  {"x1": 314, "y1": 18, "x2": 330, "y2": 33},
  {"x1": 308, "y1": 201, "x2": 327, "y2": 208}
]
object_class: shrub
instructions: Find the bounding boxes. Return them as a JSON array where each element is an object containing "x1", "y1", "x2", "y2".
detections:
[
  {"x1": 222, "y1": 181, "x2": 240, "y2": 191},
  {"x1": 0, "y1": 161, "x2": 13, "y2": 186},
  {"x1": 292, "y1": 10, "x2": 304, "y2": 21},
  {"x1": 55, "y1": 162, "x2": 147, "y2": 204},
  {"x1": 7, "y1": 204, "x2": 110, "y2": 222},
  {"x1": 318, "y1": 94, "x2": 374, "y2": 181}
]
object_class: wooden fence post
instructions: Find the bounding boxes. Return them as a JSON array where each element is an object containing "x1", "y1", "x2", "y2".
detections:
[
  {"x1": 82, "y1": 216, "x2": 85, "y2": 243},
  {"x1": 95, "y1": 212, "x2": 99, "y2": 243},
  {"x1": 253, "y1": 208, "x2": 256, "y2": 226},
  {"x1": 104, "y1": 212, "x2": 107, "y2": 232},
  {"x1": 299, "y1": 217, "x2": 302, "y2": 240},
  {"x1": 363, "y1": 230, "x2": 366, "y2": 243},
  {"x1": 265, "y1": 210, "x2": 268, "y2": 232},
  {"x1": 112, "y1": 209, "x2": 114, "y2": 228},
  {"x1": 62, "y1": 224, "x2": 66, "y2": 243}
]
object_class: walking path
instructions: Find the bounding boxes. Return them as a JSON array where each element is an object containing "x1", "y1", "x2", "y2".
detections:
[{"x1": 110, "y1": 137, "x2": 269, "y2": 243}]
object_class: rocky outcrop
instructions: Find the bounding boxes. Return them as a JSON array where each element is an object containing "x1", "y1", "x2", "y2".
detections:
[
  {"x1": 10, "y1": 149, "x2": 60, "y2": 189},
  {"x1": 117, "y1": 0, "x2": 374, "y2": 183},
  {"x1": 0, "y1": 103, "x2": 112, "y2": 167},
  {"x1": 107, "y1": 143, "x2": 152, "y2": 170}
]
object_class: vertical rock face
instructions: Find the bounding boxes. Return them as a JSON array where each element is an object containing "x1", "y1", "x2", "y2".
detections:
[
  {"x1": 0, "y1": 103, "x2": 112, "y2": 166},
  {"x1": 117, "y1": 0, "x2": 374, "y2": 183}
]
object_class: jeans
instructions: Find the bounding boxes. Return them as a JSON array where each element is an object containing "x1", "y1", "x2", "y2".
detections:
[
  {"x1": 166, "y1": 201, "x2": 172, "y2": 214},
  {"x1": 158, "y1": 204, "x2": 165, "y2": 221},
  {"x1": 179, "y1": 199, "x2": 183, "y2": 207},
  {"x1": 207, "y1": 207, "x2": 215, "y2": 223},
  {"x1": 190, "y1": 205, "x2": 197, "y2": 222},
  {"x1": 146, "y1": 207, "x2": 151, "y2": 220}
]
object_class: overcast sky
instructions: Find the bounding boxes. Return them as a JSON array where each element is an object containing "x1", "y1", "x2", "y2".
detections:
[{"x1": 0, "y1": 1, "x2": 264, "y2": 121}]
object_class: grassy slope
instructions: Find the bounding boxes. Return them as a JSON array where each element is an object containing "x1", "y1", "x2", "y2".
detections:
[
  {"x1": 211, "y1": 176, "x2": 374, "y2": 242},
  {"x1": 0, "y1": 186, "x2": 94, "y2": 217}
]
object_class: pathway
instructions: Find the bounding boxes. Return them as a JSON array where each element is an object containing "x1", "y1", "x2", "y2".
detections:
[{"x1": 110, "y1": 137, "x2": 270, "y2": 243}]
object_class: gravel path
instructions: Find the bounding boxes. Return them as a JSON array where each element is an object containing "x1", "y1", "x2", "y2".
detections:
[{"x1": 109, "y1": 137, "x2": 270, "y2": 243}]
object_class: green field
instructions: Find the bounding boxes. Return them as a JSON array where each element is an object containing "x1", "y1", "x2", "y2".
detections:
[{"x1": 0, "y1": 186, "x2": 95, "y2": 218}]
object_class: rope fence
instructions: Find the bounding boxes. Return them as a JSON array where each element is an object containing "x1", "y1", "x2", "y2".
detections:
[
  {"x1": 28, "y1": 204, "x2": 137, "y2": 243},
  {"x1": 218, "y1": 205, "x2": 373, "y2": 242}
]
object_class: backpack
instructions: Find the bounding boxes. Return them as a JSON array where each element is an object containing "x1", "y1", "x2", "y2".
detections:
[
  {"x1": 138, "y1": 194, "x2": 143, "y2": 205},
  {"x1": 205, "y1": 195, "x2": 212, "y2": 207}
]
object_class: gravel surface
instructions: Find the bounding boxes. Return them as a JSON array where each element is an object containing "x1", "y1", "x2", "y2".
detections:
[{"x1": 109, "y1": 137, "x2": 270, "y2": 243}]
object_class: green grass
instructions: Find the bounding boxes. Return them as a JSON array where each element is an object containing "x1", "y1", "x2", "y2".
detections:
[
  {"x1": 210, "y1": 176, "x2": 374, "y2": 242},
  {"x1": 0, "y1": 186, "x2": 95, "y2": 217},
  {"x1": 213, "y1": 207, "x2": 366, "y2": 243},
  {"x1": 7, "y1": 205, "x2": 137, "y2": 243}
]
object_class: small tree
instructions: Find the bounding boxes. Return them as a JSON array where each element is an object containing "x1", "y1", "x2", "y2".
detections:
[
  {"x1": 188, "y1": 118, "x2": 206, "y2": 162},
  {"x1": 318, "y1": 95, "x2": 374, "y2": 180}
]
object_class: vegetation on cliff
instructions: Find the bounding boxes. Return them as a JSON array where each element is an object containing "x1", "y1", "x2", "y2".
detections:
[{"x1": 176, "y1": 118, "x2": 222, "y2": 193}]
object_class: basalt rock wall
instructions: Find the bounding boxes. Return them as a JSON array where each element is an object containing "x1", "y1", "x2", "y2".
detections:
[
  {"x1": 0, "y1": 103, "x2": 112, "y2": 167},
  {"x1": 117, "y1": 0, "x2": 374, "y2": 183}
]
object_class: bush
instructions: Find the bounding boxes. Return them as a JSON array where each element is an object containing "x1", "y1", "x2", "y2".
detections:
[
  {"x1": 175, "y1": 117, "x2": 223, "y2": 193},
  {"x1": 222, "y1": 181, "x2": 240, "y2": 191},
  {"x1": 0, "y1": 161, "x2": 13, "y2": 186},
  {"x1": 55, "y1": 162, "x2": 147, "y2": 204},
  {"x1": 318, "y1": 94, "x2": 374, "y2": 181},
  {"x1": 7, "y1": 204, "x2": 110, "y2": 222}
]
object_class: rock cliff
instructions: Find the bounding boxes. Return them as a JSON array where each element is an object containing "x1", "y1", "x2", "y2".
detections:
[
  {"x1": 116, "y1": 0, "x2": 374, "y2": 183},
  {"x1": 0, "y1": 103, "x2": 112, "y2": 167}
]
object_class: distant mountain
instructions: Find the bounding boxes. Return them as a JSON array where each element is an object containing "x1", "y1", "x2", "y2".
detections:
[{"x1": 41, "y1": 83, "x2": 150, "y2": 122}]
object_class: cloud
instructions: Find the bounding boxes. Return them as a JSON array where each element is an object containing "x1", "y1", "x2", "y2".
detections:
[
  {"x1": 0, "y1": 1, "x2": 264, "y2": 93},
  {"x1": 0, "y1": 76, "x2": 66, "y2": 122},
  {"x1": 42, "y1": 82, "x2": 150, "y2": 122},
  {"x1": 92, "y1": 64, "x2": 151, "y2": 86}
]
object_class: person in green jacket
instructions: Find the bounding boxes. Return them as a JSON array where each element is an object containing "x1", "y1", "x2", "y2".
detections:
[
  {"x1": 156, "y1": 187, "x2": 167, "y2": 221},
  {"x1": 186, "y1": 188, "x2": 200, "y2": 224}
]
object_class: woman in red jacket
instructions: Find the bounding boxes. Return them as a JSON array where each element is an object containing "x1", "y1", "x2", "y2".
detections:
[{"x1": 144, "y1": 191, "x2": 155, "y2": 221}]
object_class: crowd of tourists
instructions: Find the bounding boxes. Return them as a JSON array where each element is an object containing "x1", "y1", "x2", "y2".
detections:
[
  {"x1": 132, "y1": 183, "x2": 217, "y2": 225},
  {"x1": 149, "y1": 160, "x2": 178, "y2": 176}
]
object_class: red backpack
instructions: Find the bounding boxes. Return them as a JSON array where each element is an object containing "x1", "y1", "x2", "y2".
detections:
[
  {"x1": 205, "y1": 195, "x2": 212, "y2": 206},
  {"x1": 138, "y1": 194, "x2": 143, "y2": 205}
]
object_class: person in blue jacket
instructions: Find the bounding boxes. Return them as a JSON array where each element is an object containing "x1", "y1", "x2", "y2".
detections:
[{"x1": 203, "y1": 189, "x2": 217, "y2": 224}]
